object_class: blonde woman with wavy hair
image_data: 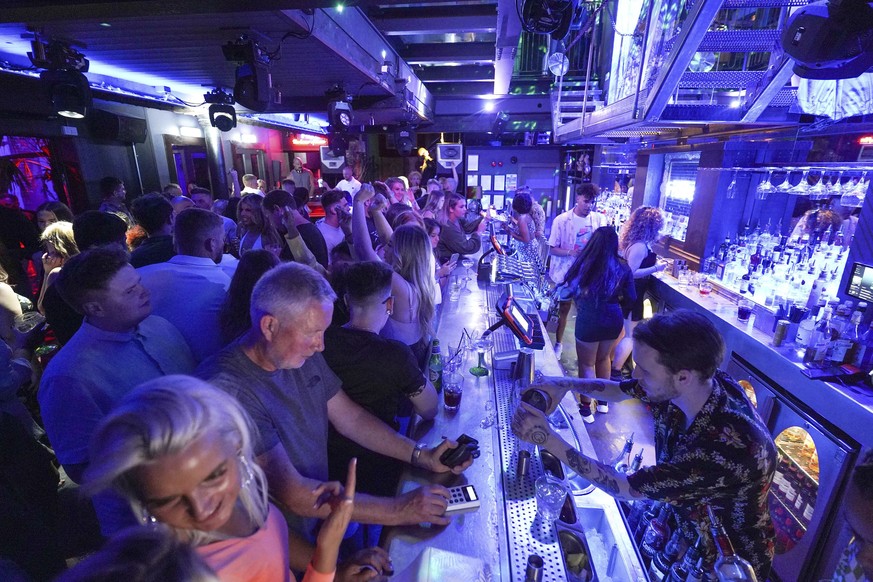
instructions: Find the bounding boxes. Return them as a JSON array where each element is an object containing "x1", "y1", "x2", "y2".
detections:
[
  {"x1": 37, "y1": 220, "x2": 79, "y2": 313},
  {"x1": 353, "y1": 185, "x2": 438, "y2": 367},
  {"x1": 236, "y1": 194, "x2": 283, "y2": 255},
  {"x1": 85, "y1": 375, "x2": 355, "y2": 582},
  {"x1": 611, "y1": 206, "x2": 666, "y2": 381}
]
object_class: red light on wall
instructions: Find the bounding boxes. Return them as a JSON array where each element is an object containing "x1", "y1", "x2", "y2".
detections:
[
  {"x1": 860, "y1": 136, "x2": 873, "y2": 145},
  {"x1": 292, "y1": 134, "x2": 328, "y2": 146}
]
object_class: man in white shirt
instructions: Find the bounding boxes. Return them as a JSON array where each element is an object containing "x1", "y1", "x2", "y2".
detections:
[
  {"x1": 137, "y1": 208, "x2": 233, "y2": 362},
  {"x1": 190, "y1": 186, "x2": 238, "y2": 245},
  {"x1": 316, "y1": 189, "x2": 350, "y2": 263},
  {"x1": 548, "y1": 183, "x2": 607, "y2": 358},
  {"x1": 241, "y1": 173, "x2": 264, "y2": 195},
  {"x1": 335, "y1": 165, "x2": 362, "y2": 198}
]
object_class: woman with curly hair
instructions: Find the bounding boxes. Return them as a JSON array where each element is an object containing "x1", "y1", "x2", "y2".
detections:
[
  {"x1": 235, "y1": 194, "x2": 283, "y2": 256},
  {"x1": 560, "y1": 226, "x2": 635, "y2": 422},
  {"x1": 611, "y1": 206, "x2": 666, "y2": 382}
]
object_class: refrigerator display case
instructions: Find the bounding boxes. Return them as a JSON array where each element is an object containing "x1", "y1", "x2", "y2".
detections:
[{"x1": 726, "y1": 356, "x2": 857, "y2": 582}]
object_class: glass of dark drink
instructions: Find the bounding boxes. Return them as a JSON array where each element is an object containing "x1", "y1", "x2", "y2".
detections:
[
  {"x1": 737, "y1": 299, "x2": 753, "y2": 323},
  {"x1": 443, "y1": 373, "x2": 463, "y2": 411}
]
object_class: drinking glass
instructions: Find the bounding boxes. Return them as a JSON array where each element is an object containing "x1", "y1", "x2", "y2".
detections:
[
  {"x1": 757, "y1": 171, "x2": 775, "y2": 198},
  {"x1": 737, "y1": 299, "x2": 753, "y2": 323},
  {"x1": 460, "y1": 258, "x2": 475, "y2": 291},
  {"x1": 443, "y1": 372, "x2": 463, "y2": 411},
  {"x1": 775, "y1": 170, "x2": 793, "y2": 194},
  {"x1": 698, "y1": 277, "x2": 713, "y2": 296},
  {"x1": 535, "y1": 475, "x2": 568, "y2": 522},
  {"x1": 470, "y1": 335, "x2": 493, "y2": 377},
  {"x1": 789, "y1": 170, "x2": 811, "y2": 195}
]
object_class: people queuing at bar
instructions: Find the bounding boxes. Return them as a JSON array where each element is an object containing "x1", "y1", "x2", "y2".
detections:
[{"x1": 0, "y1": 169, "x2": 477, "y2": 581}]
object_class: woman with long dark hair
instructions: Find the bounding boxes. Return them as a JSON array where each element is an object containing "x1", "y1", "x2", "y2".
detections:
[{"x1": 560, "y1": 226, "x2": 635, "y2": 423}]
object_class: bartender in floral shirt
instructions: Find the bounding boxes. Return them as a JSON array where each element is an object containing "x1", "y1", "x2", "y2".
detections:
[{"x1": 512, "y1": 309, "x2": 777, "y2": 580}]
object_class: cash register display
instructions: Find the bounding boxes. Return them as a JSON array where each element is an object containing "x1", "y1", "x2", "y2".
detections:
[
  {"x1": 846, "y1": 262, "x2": 873, "y2": 303},
  {"x1": 500, "y1": 295, "x2": 534, "y2": 345}
]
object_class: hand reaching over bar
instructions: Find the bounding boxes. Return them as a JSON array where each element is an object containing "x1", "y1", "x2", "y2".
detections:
[
  {"x1": 393, "y1": 484, "x2": 451, "y2": 526},
  {"x1": 512, "y1": 402, "x2": 645, "y2": 501}
]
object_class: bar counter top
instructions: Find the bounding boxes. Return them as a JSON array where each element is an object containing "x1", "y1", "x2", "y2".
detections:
[
  {"x1": 381, "y1": 272, "x2": 645, "y2": 581},
  {"x1": 649, "y1": 274, "x2": 873, "y2": 449}
]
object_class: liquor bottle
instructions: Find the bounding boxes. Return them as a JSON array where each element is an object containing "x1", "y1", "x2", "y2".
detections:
[
  {"x1": 831, "y1": 311, "x2": 862, "y2": 366},
  {"x1": 749, "y1": 245, "x2": 763, "y2": 269},
  {"x1": 812, "y1": 307, "x2": 839, "y2": 364},
  {"x1": 802, "y1": 306, "x2": 831, "y2": 364},
  {"x1": 681, "y1": 534, "x2": 705, "y2": 573},
  {"x1": 612, "y1": 433, "x2": 635, "y2": 473},
  {"x1": 635, "y1": 501, "x2": 663, "y2": 544},
  {"x1": 650, "y1": 529, "x2": 684, "y2": 581},
  {"x1": 668, "y1": 559, "x2": 690, "y2": 582},
  {"x1": 717, "y1": 236, "x2": 731, "y2": 263},
  {"x1": 796, "y1": 299, "x2": 824, "y2": 347},
  {"x1": 852, "y1": 322, "x2": 873, "y2": 371},
  {"x1": 686, "y1": 557, "x2": 706, "y2": 582},
  {"x1": 641, "y1": 504, "x2": 672, "y2": 563},
  {"x1": 428, "y1": 339, "x2": 443, "y2": 393},
  {"x1": 806, "y1": 271, "x2": 827, "y2": 309},
  {"x1": 626, "y1": 498, "x2": 652, "y2": 534},
  {"x1": 629, "y1": 448, "x2": 645, "y2": 473},
  {"x1": 707, "y1": 506, "x2": 758, "y2": 581}
]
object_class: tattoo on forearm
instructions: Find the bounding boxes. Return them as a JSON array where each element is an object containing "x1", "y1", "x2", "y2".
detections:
[
  {"x1": 565, "y1": 449, "x2": 621, "y2": 496},
  {"x1": 587, "y1": 381, "x2": 607, "y2": 394},
  {"x1": 528, "y1": 424, "x2": 549, "y2": 445}
]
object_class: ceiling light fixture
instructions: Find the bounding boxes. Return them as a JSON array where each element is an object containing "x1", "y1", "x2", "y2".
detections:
[
  {"x1": 204, "y1": 88, "x2": 237, "y2": 132},
  {"x1": 326, "y1": 86, "x2": 353, "y2": 132}
]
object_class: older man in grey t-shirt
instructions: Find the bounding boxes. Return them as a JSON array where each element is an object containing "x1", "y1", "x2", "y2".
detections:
[{"x1": 197, "y1": 262, "x2": 473, "y2": 540}]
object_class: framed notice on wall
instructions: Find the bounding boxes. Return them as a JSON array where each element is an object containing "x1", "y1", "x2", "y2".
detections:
[
  {"x1": 481, "y1": 175, "x2": 493, "y2": 192},
  {"x1": 505, "y1": 174, "x2": 518, "y2": 191},
  {"x1": 467, "y1": 174, "x2": 478, "y2": 187},
  {"x1": 467, "y1": 155, "x2": 479, "y2": 172},
  {"x1": 494, "y1": 175, "x2": 506, "y2": 192}
]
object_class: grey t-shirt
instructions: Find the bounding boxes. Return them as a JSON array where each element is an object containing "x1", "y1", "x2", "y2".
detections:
[{"x1": 197, "y1": 342, "x2": 341, "y2": 482}]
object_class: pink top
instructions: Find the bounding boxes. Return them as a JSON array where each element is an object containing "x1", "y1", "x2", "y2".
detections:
[{"x1": 196, "y1": 503, "x2": 335, "y2": 582}]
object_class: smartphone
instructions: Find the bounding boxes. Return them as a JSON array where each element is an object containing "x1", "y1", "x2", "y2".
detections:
[
  {"x1": 445, "y1": 484, "x2": 481, "y2": 515},
  {"x1": 449, "y1": 253, "x2": 460, "y2": 265}
]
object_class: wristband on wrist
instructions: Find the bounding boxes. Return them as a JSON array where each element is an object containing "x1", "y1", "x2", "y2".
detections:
[{"x1": 411, "y1": 441, "x2": 427, "y2": 467}]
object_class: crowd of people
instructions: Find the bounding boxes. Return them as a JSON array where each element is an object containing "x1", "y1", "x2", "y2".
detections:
[{"x1": 0, "y1": 166, "x2": 489, "y2": 581}]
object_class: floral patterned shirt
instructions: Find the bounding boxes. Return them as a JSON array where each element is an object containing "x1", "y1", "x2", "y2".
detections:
[{"x1": 624, "y1": 370, "x2": 777, "y2": 580}]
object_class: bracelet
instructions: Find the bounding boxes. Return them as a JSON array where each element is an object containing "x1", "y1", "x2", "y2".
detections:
[{"x1": 411, "y1": 442, "x2": 427, "y2": 467}]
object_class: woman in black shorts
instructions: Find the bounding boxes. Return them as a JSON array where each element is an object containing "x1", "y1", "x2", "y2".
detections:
[
  {"x1": 611, "y1": 207, "x2": 666, "y2": 384},
  {"x1": 560, "y1": 227, "x2": 635, "y2": 423}
]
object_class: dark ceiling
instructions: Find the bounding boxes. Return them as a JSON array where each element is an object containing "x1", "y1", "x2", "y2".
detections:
[{"x1": 0, "y1": 0, "x2": 533, "y2": 131}]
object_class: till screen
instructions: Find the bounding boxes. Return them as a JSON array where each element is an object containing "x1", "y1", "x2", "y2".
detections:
[
  {"x1": 509, "y1": 303, "x2": 531, "y2": 336},
  {"x1": 846, "y1": 262, "x2": 873, "y2": 303}
]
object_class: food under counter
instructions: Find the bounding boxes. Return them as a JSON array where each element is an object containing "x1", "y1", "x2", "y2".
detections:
[{"x1": 380, "y1": 277, "x2": 645, "y2": 581}]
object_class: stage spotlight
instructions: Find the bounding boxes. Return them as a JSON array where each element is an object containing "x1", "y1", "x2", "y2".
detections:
[
  {"x1": 329, "y1": 132, "x2": 349, "y2": 157},
  {"x1": 328, "y1": 99, "x2": 353, "y2": 131},
  {"x1": 491, "y1": 111, "x2": 510, "y2": 135},
  {"x1": 209, "y1": 104, "x2": 237, "y2": 132},
  {"x1": 41, "y1": 69, "x2": 91, "y2": 119},
  {"x1": 204, "y1": 89, "x2": 237, "y2": 132},
  {"x1": 394, "y1": 127, "x2": 415, "y2": 156}
]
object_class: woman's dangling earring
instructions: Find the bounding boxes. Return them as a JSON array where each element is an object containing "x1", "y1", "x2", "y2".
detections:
[
  {"x1": 141, "y1": 509, "x2": 158, "y2": 527},
  {"x1": 239, "y1": 453, "x2": 255, "y2": 488}
]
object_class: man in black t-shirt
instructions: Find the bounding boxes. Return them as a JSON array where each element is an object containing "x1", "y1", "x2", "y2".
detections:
[
  {"x1": 323, "y1": 261, "x2": 438, "y2": 495},
  {"x1": 263, "y1": 188, "x2": 329, "y2": 269}
]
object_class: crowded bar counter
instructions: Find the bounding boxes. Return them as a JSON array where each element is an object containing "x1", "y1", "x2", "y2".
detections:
[{"x1": 382, "y1": 269, "x2": 646, "y2": 581}]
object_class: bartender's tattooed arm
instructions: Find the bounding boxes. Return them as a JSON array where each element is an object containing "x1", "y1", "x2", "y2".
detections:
[{"x1": 564, "y1": 449, "x2": 644, "y2": 500}]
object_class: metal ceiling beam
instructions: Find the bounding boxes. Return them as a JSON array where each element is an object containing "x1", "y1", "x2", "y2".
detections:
[
  {"x1": 0, "y1": 0, "x2": 344, "y2": 22},
  {"x1": 494, "y1": 0, "x2": 522, "y2": 95},
  {"x1": 435, "y1": 94, "x2": 552, "y2": 115},
  {"x1": 427, "y1": 81, "x2": 498, "y2": 96},
  {"x1": 401, "y1": 42, "x2": 494, "y2": 63},
  {"x1": 641, "y1": 0, "x2": 726, "y2": 121},
  {"x1": 371, "y1": 6, "x2": 497, "y2": 35},
  {"x1": 741, "y1": 56, "x2": 796, "y2": 123},
  {"x1": 417, "y1": 65, "x2": 494, "y2": 82}
]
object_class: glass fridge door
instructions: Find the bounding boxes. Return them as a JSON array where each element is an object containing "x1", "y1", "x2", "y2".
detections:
[{"x1": 766, "y1": 398, "x2": 855, "y2": 582}]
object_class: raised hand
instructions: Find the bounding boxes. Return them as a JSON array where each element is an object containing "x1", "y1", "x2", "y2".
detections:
[{"x1": 311, "y1": 458, "x2": 356, "y2": 574}]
